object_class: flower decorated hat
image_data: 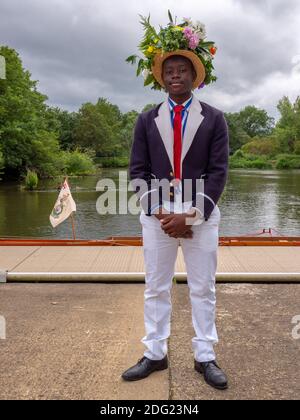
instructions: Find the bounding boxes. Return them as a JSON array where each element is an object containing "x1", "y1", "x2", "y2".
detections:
[{"x1": 126, "y1": 10, "x2": 218, "y2": 91}]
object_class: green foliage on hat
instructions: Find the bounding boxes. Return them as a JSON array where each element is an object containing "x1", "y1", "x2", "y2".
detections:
[{"x1": 126, "y1": 10, "x2": 217, "y2": 90}]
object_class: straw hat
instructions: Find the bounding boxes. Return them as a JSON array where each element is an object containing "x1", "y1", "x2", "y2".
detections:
[
  {"x1": 126, "y1": 11, "x2": 217, "y2": 91},
  {"x1": 151, "y1": 50, "x2": 206, "y2": 90}
]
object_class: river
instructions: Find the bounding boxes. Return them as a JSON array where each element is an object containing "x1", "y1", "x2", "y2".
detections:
[{"x1": 0, "y1": 169, "x2": 299, "y2": 238}]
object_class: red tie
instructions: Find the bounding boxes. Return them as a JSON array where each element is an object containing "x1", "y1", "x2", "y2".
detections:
[{"x1": 173, "y1": 105, "x2": 184, "y2": 180}]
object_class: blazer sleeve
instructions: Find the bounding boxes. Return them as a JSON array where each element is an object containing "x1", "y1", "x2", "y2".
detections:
[
  {"x1": 192, "y1": 111, "x2": 229, "y2": 220},
  {"x1": 129, "y1": 113, "x2": 162, "y2": 215}
]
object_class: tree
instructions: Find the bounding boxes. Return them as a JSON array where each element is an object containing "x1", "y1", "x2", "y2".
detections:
[
  {"x1": 224, "y1": 112, "x2": 251, "y2": 155},
  {"x1": 120, "y1": 110, "x2": 138, "y2": 154},
  {"x1": 0, "y1": 46, "x2": 63, "y2": 178},
  {"x1": 47, "y1": 107, "x2": 78, "y2": 150},
  {"x1": 275, "y1": 96, "x2": 300, "y2": 153},
  {"x1": 73, "y1": 100, "x2": 122, "y2": 157},
  {"x1": 238, "y1": 106, "x2": 275, "y2": 138},
  {"x1": 96, "y1": 97, "x2": 122, "y2": 128}
]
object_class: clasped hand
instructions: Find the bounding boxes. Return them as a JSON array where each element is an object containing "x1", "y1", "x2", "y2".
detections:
[{"x1": 154, "y1": 208, "x2": 195, "y2": 239}]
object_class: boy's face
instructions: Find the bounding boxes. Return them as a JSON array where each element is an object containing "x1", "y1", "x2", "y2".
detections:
[{"x1": 162, "y1": 56, "x2": 196, "y2": 96}]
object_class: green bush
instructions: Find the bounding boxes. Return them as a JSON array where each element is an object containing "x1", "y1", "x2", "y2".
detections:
[
  {"x1": 248, "y1": 159, "x2": 272, "y2": 169},
  {"x1": 230, "y1": 151, "x2": 300, "y2": 169},
  {"x1": 232, "y1": 149, "x2": 245, "y2": 158},
  {"x1": 96, "y1": 156, "x2": 129, "y2": 168},
  {"x1": 230, "y1": 153, "x2": 272, "y2": 169},
  {"x1": 24, "y1": 170, "x2": 39, "y2": 190},
  {"x1": 241, "y1": 136, "x2": 281, "y2": 157},
  {"x1": 63, "y1": 150, "x2": 96, "y2": 176},
  {"x1": 275, "y1": 154, "x2": 300, "y2": 169},
  {"x1": 294, "y1": 141, "x2": 300, "y2": 155}
]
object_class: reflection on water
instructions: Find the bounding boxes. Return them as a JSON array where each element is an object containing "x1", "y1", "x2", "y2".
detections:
[
  {"x1": 0, "y1": 169, "x2": 299, "y2": 238},
  {"x1": 223, "y1": 169, "x2": 300, "y2": 236}
]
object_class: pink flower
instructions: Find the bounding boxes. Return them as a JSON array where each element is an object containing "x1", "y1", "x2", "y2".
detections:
[
  {"x1": 183, "y1": 27, "x2": 200, "y2": 49},
  {"x1": 188, "y1": 34, "x2": 200, "y2": 49},
  {"x1": 183, "y1": 27, "x2": 193, "y2": 38}
]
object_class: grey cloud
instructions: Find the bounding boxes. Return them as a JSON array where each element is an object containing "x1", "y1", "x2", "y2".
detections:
[
  {"x1": 0, "y1": 0, "x2": 299, "y2": 117},
  {"x1": 233, "y1": 0, "x2": 299, "y2": 18}
]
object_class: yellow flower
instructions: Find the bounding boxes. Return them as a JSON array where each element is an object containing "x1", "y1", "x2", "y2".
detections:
[
  {"x1": 147, "y1": 46, "x2": 155, "y2": 53},
  {"x1": 173, "y1": 26, "x2": 184, "y2": 31}
]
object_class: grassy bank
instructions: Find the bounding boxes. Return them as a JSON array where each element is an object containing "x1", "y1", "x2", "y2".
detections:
[
  {"x1": 96, "y1": 152, "x2": 300, "y2": 171},
  {"x1": 230, "y1": 151, "x2": 300, "y2": 170}
]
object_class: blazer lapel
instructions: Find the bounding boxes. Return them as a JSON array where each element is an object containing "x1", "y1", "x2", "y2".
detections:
[
  {"x1": 154, "y1": 96, "x2": 205, "y2": 175},
  {"x1": 154, "y1": 100, "x2": 174, "y2": 172},
  {"x1": 181, "y1": 96, "x2": 204, "y2": 175}
]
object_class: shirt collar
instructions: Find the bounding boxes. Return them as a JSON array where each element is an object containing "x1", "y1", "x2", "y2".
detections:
[{"x1": 168, "y1": 94, "x2": 193, "y2": 111}]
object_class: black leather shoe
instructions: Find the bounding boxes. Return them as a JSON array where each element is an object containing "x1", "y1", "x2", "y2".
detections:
[
  {"x1": 122, "y1": 356, "x2": 168, "y2": 381},
  {"x1": 195, "y1": 360, "x2": 228, "y2": 390}
]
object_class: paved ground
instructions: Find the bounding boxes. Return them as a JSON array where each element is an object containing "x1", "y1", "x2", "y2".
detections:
[
  {"x1": 0, "y1": 283, "x2": 299, "y2": 400},
  {"x1": 0, "y1": 284, "x2": 168, "y2": 400},
  {"x1": 170, "y1": 284, "x2": 300, "y2": 400}
]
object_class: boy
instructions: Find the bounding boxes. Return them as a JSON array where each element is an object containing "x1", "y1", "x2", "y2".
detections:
[{"x1": 123, "y1": 15, "x2": 229, "y2": 390}]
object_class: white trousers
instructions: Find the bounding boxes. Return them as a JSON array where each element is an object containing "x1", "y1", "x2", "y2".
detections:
[{"x1": 140, "y1": 205, "x2": 221, "y2": 363}]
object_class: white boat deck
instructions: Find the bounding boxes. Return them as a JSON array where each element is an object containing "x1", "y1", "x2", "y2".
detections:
[{"x1": 1, "y1": 245, "x2": 300, "y2": 282}]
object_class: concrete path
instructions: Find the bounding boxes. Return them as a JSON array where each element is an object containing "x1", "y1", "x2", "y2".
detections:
[
  {"x1": 0, "y1": 284, "x2": 168, "y2": 400},
  {"x1": 0, "y1": 283, "x2": 299, "y2": 400},
  {"x1": 170, "y1": 284, "x2": 300, "y2": 400}
]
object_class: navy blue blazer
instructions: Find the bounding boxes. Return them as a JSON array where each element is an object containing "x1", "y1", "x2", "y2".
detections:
[{"x1": 129, "y1": 95, "x2": 229, "y2": 221}]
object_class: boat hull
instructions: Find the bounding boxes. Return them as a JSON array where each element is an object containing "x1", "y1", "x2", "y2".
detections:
[{"x1": 1, "y1": 236, "x2": 300, "y2": 246}]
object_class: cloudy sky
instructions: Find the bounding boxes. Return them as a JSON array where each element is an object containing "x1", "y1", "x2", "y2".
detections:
[{"x1": 0, "y1": 0, "x2": 299, "y2": 118}]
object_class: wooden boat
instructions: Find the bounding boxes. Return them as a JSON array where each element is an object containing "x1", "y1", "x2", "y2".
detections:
[{"x1": 1, "y1": 229, "x2": 299, "y2": 246}]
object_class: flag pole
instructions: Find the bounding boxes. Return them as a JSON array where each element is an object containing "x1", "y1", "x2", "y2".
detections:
[
  {"x1": 71, "y1": 212, "x2": 76, "y2": 240},
  {"x1": 65, "y1": 176, "x2": 76, "y2": 241}
]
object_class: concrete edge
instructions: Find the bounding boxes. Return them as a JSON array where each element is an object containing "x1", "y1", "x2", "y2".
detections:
[
  {"x1": 0, "y1": 270, "x2": 7, "y2": 283},
  {"x1": 5, "y1": 271, "x2": 300, "y2": 283}
]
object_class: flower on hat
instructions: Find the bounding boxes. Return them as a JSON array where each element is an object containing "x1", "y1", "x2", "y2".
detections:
[
  {"x1": 194, "y1": 21, "x2": 206, "y2": 39},
  {"x1": 126, "y1": 10, "x2": 218, "y2": 90},
  {"x1": 183, "y1": 28, "x2": 200, "y2": 50},
  {"x1": 142, "y1": 69, "x2": 150, "y2": 80},
  {"x1": 173, "y1": 25, "x2": 184, "y2": 31}
]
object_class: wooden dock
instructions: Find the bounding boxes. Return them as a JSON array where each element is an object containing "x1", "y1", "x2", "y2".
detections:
[{"x1": 1, "y1": 243, "x2": 300, "y2": 282}]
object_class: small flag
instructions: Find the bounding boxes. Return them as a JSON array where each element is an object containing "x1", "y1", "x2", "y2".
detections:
[{"x1": 50, "y1": 179, "x2": 76, "y2": 228}]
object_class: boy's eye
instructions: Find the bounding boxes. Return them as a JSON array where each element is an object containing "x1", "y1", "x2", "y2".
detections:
[
  {"x1": 166, "y1": 69, "x2": 186, "y2": 76},
  {"x1": 165, "y1": 68, "x2": 186, "y2": 75}
]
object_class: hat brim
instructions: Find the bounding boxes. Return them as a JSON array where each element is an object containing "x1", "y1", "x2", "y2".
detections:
[{"x1": 151, "y1": 50, "x2": 206, "y2": 90}]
